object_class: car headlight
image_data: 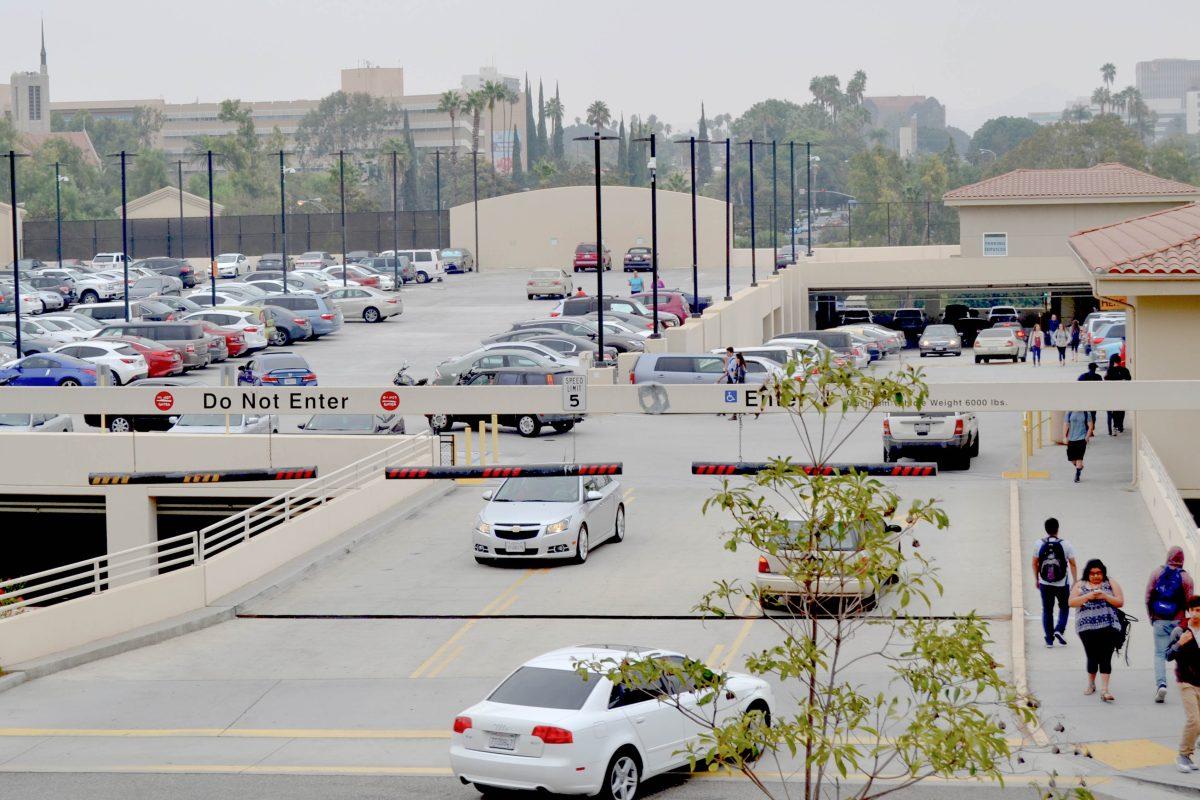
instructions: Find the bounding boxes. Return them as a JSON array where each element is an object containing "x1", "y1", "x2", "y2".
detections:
[
  {"x1": 919, "y1": 339, "x2": 929, "y2": 346},
  {"x1": 475, "y1": 520, "x2": 492, "y2": 535},
  {"x1": 545, "y1": 517, "x2": 571, "y2": 534}
]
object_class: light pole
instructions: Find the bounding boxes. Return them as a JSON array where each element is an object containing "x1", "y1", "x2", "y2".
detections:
[
  {"x1": 788, "y1": 142, "x2": 796, "y2": 260},
  {"x1": 674, "y1": 136, "x2": 701, "y2": 317},
  {"x1": 54, "y1": 163, "x2": 68, "y2": 268},
  {"x1": 633, "y1": 133, "x2": 660, "y2": 336},
  {"x1": 805, "y1": 142, "x2": 816, "y2": 257},
  {"x1": 771, "y1": 140, "x2": 778, "y2": 275},
  {"x1": 717, "y1": 138, "x2": 731, "y2": 301},
  {"x1": 206, "y1": 150, "x2": 217, "y2": 308},
  {"x1": 7, "y1": 151, "x2": 29, "y2": 355},
  {"x1": 106, "y1": 150, "x2": 136, "y2": 321},
  {"x1": 390, "y1": 150, "x2": 401, "y2": 290},
  {"x1": 433, "y1": 149, "x2": 447, "y2": 250},
  {"x1": 338, "y1": 150, "x2": 347, "y2": 286},
  {"x1": 471, "y1": 149, "x2": 481, "y2": 271},
  {"x1": 174, "y1": 159, "x2": 185, "y2": 261},
  {"x1": 738, "y1": 140, "x2": 758, "y2": 286},
  {"x1": 574, "y1": 131, "x2": 619, "y2": 358},
  {"x1": 278, "y1": 151, "x2": 294, "y2": 294}
]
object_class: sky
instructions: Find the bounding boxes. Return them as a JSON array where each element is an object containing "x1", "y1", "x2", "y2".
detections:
[{"x1": 2, "y1": 0, "x2": 1197, "y2": 136}]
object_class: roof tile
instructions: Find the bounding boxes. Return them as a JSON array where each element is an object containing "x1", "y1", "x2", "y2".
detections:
[
  {"x1": 1068, "y1": 202, "x2": 1200, "y2": 275},
  {"x1": 944, "y1": 163, "x2": 1199, "y2": 202}
]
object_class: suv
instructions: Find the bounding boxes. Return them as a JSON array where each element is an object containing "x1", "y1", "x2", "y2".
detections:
[
  {"x1": 883, "y1": 411, "x2": 979, "y2": 470},
  {"x1": 440, "y1": 248, "x2": 475, "y2": 273},
  {"x1": 555, "y1": 295, "x2": 680, "y2": 327},
  {"x1": 294, "y1": 251, "x2": 338, "y2": 269},
  {"x1": 773, "y1": 330, "x2": 855, "y2": 359},
  {"x1": 90, "y1": 253, "x2": 126, "y2": 270},
  {"x1": 94, "y1": 320, "x2": 211, "y2": 370},
  {"x1": 426, "y1": 367, "x2": 584, "y2": 437},
  {"x1": 573, "y1": 243, "x2": 611, "y2": 272},
  {"x1": 357, "y1": 256, "x2": 414, "y2": 285},
  {"x1": 628, "y1": 353, "x2": 729, "y2": 384},
  {"x1": 890, "y1": 308, "x2": 926, "y2": 344},
  {"x1": 250, "y1": 293, "x2": 343, "y2": 337},
  {"x1": 132, "y1": 257, "x2": 196, "y2": 288},
  {"x1": 987, "y1": 305, "x2": 1018, "y2": 322},
  {"x1": 74, "y1": 300, "x2": 174, "y2": 323},
  {"x1": 385, "y1": 249, "x2": 444, "y2": 283}
]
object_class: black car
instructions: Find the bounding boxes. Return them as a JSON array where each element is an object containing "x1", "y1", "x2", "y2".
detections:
[
  {"x1": 28, "y1": 275, "x2": 76, "y2": 304},
  {"x1": 666, "y1": 288, "x2": 713, "y2": 315},
  {"x1": 84, "y1": 376, "x2": 204, "y2": 432},
  {"x1": 426, "y1": 367, "x2": 584, "y2": 437},
  {"x1": 132, "y1": 257, "x2": 196, "y2": 288},
  {"x1": 506, "y1": 317, "x2": 645, "y2": 354}
]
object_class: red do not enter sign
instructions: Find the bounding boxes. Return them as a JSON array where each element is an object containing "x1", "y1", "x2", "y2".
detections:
[
  {"x1": 154, "y1": 391, "x2": 174, "y2": 411},
  {"x1": 379, "y1": 391, "x2": 400, "y2": 412}
]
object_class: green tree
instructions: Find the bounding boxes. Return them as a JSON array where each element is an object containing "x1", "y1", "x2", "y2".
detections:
[
  {"x1": 482, "y1": 80, "x2": 505, "y2": 159},
  {"x1": 548, "y1": 85, "x2": 565, "y2": 162},
  {"x1": 697, "y1": 104, "x2": 713, "y2": 185},
  {"x1": 511, "y1": 126, "x2": 523, "y2": 186},
  {"x1": 1149, "y1": 138, "x2": 1199, "y2": 183},
  {"x1": 999, "y1": 117, "x2": 1146, "y2": 171},
  {"x1": 536, "y1": 80, "x2": 548, "y2": 163},
  {"x1": 1090, "y1": 87, "x2": 1111, "y2": 116},
  {"x1": 402, "y1": 110, "x2": 419, "y2": 211},
  {"x1": 585, "y1": 100, "x2": 612, "y2": 130},
  {"x1": 438, "y1": 90, "x2": 463, "y2": 155},
  {"x1": 294, "y1": 91, "x2": 397, "y2": 162},
  {"x1": 1101, "y1": 62, "x2": 1117, "y2": 88},
  {"x1": 970, "y1": 116, "x2": 1041, "y2": 164},
  {"x1": 464, "y1": 90, "x2": 487, "y2": 159},
  {"x1": 129, "y1": 148, "x2": 169, "y2": 198},
  {"x1": 524, "y1": 75, "x2": 538, "y2": 166},
  {"x1": 578, "y1": 357, "x2": 1033, "y2": 800}
]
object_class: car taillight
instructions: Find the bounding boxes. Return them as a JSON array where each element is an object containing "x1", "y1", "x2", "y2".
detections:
[
  {"x1": 550, "y1": 311, "x2": 560, "y2": 317},
  {"x1": 1093, "y1": 336, "x2": 1103, "y2": 344},
  {"x1": 302, "y1": 372, "x2": 317, "y2": 381},
  {"x1": 320, "y1": 313, "x2": 334, "y2": 320},
  {"x1": 387, "y1": 299, "x2": 397, "y2": 304},
  {"x1": 120, "y1": 358, "x2": 137, "y2": 364},
  {"x1": 261, "y1": 375, "x2": 278, "y2": 383},
  {"x1": 244, "y1": 326, "x2": 258, "y2": 333},
  {"x1": 453, "y1": 717, "x2": 472, "y2": 734},
  {"x1": 531, "y1": 725, "x2": 573, "y2": 744},
  {"x1": 883, "y1": 418, "x2": 891, "y2": 435},
  {"x1": 629, "y1": 371, "x2": 636, "y2": 384},
  {"x1": 758, "y1": 556, "x2": 770, "y2": 574},
  {"x1": 527, "y1": 281, "x2": 534, "y2": 285},
  {"x1": 83, "y1": 369, "x2": 96, "y2": 376},
  {"x1": 954, "y1": 419, "x2": 964, "y2": 436},
  {"x1": 186, "y1": 344, "x2": 195, "y2": 353}
]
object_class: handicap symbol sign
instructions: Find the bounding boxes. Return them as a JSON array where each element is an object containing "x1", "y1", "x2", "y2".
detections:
[{"x1": 724, "y1": 390, "x2": 738, "y2": 403}]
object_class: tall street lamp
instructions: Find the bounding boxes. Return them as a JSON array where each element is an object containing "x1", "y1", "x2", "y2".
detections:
[
  {"x1": 173, "y1": 159, "x2": 186, "y2": 261},
  {"x1": 470, "y1": 149, "x2": 482, "y2": 272},
  {"x1": 701, "y1": 138, "x2": 732, "y2": 301},
  {"x1": 7, "y1": 150, "x2": 30, "y2": 355},
  {"x1": 674, "y1": 136, "x2": 702, "y2": 317},
  {"x1": 338, "y1": 150, "x2": 348, "y2": 286},
  {"x1": 787, "y1": 142, "x2": 796, "y2": 261},
  {"x1": 432, "y1": 149, "x2": 451, "y2": 250},
  {"x1": 278, "y1": 151, "x2": 294, "y2": 294},
  {"x1": 389, "y1": 150, "x2": 402, "y2": 290},
  {"x1": 106, "y1": 150, "x2": 137, "y2": 321},
  {"x1": 771, "y1": 140, "x2": 778, "y2": 275},
  {"x1": 53, "y1": 163, "x2": 68, "y2": 268},
  {"x1": 574, "y1": 131, "x2": 618, "y2": 358},
  {"x1": 206, "y1": 150, "x2": 217, "y2": 308},
  {"x1": 805, "y1": 142, "x2": 818, "y2": 257},
  {"x1": 737, "y1": 140, "x2": 758, "y2": 287},
  {"x1": 633, "y1": 133, "x2": 660, "y2": 336}
]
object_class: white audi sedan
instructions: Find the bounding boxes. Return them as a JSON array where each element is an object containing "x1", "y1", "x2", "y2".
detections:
[
  {"x1": 450, "y1": 645, "x2": 773, "y2": 799},
  {"x1": 474, "y1": 475, "x2": 623, "y2": 565}
]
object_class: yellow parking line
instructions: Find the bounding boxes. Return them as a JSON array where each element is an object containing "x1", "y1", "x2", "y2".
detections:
[
  {"x1": 423, "y1": 644, "x2": 465, "y2": 679},
  {"x1": 704, "y1": 643, "x2": 725, "y2": 666},
  {"x1": 1088, "y1": 739, "x2": 1178, "y2": 770},
  {"x1": 0, "y1": 728, "x2": 450, "y2": 739},
  {"x1": 92, "y1": 765, "x2": 456, "y2": 776}
]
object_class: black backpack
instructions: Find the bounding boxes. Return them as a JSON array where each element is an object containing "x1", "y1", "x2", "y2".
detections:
[{"x1": 1037, "y1": 538, "x2": 1067, "y2": 584}]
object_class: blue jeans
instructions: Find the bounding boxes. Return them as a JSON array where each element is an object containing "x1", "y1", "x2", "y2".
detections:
[
  {"x1": 1154, "y1": 619, "x2": 1179, "y2": 688},
  {"x1": 1040, "y1": 584, "x2": 1070, "y2": 642}
]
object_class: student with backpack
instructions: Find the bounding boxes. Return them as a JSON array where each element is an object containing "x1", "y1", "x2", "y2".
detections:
[
  {"x1": 1070, "y1": 558, "x2": 1126, "y2": 703},
  {"x1": 1168, "y1": 596, "x2": 1200, "y2": 772},
  {"x1": 1149, "y1": 547, "x2": 1194, "y2": 703},
  {"x1": 1033, "y1": 517, "x2": 1078, "y2": 648}
]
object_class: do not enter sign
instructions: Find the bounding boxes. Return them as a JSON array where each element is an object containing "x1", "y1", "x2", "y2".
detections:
[
  {"x1": 379, "y1": 391, "x2": 400, "y2": 412},
  {"x1": 154, "y1": 391, "x2": 174, "y2": 411}
]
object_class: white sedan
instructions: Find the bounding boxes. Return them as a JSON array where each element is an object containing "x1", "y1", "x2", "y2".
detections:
[
  {"x1": 325, "y1": 286, "x2": 402, "y2": 323},
  {"x1": 0, "y1": 413, "x2": 73, "y2": 432},
  {"x1": 51, "y1": 341, "x2": 148, "y2": 385},
  {"x1": 216, "y1": 253, "x2": 248, "y2": 278},
  {"x1": 167, "y1": 413, "x2": 277, "y2": 434},
  {"x1": 474, "y1": 474, "x2": 623, "y2": 565},
  {"x1": 450, "y1": 645, "x2": 773, "y2": 799},
  {"x1": 180, "y1": 310, "x2": 269, "y2": 352}
]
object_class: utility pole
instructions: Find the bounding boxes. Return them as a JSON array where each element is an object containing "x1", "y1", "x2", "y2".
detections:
[{"x1": 574, "y1": 131, "x2": 618, "y2": 356}]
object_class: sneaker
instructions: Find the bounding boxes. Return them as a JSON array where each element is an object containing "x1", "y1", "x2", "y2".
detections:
[
  {"x1": 1074, "y1": 474, "x2": 1081, "y2": 483},
  {"x1": 1157, "y1": 686, "x2": 1168, "y2": 704},
  {"x1": 1178, "y1": 755, "x2": 1196, "y2": 773},
  {"x1": 1054, "y1": 633, "x2": 1067, "y2": 646},
  {"x1": 1045, "y1": 639, "x2": 1054, "y2": 648}
]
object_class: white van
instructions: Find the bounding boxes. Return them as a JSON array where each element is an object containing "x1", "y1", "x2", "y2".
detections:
[{"x1": 384, "y1": 249, "x2": 444, "y2": 283}]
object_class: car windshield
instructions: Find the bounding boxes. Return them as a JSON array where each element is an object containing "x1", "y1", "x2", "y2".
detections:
[
  {"x1": 532, "y1": 270, "x2": 559, "y2": 278},
  {"x1": 260, "y1": 355, "x2": 309, "y2": 370},
  {"x1": 492, "y1": 476, "x2": 579, "y2": 503},
  {"x1": 784, "y1": 520, "x2": 862, "y2": 551},
  {"x1": 175, "y1": 415, "x2": 248, "y2": 426},
  {"x1": 305, "y1": 414, "x2": 375, "y2": 431},
  {"x1": 977, "y1": 330, "x2": 1011, "y2": 339},
  {"x1": 217, "y1": 255, "x2": 238, "y2": 263},
  {"x1": 924, "y1": 325, "x2": 957, "y2": 336},
  {"x1": 487, "y1": 666, "x2": 599, "y2": 710},
  {"x1": 39, "y1": 319, "x2": 77, "y2": 331},
  {"x1": 441, "y1": 250, "x2": 462, "y2": 257},
  {"x1": 895, "y1": 309, "x2": 922, "y2": 318},
  {"x1": 0, "y1": 414, "x2": 33, "y2": 426}
]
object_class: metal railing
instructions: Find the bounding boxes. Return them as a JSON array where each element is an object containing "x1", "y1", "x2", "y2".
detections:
[{"x1": 0, "y1": 435, "x2": 434, "y2": 613}]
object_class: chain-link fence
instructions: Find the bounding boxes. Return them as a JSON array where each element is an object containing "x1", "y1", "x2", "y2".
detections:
[{"x1": 22, "y1": 210, "x2": 449, "y2": 261}]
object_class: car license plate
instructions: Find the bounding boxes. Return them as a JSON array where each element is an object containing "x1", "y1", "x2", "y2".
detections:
[
  {"x1": 915, "y1": 423, "x2": 930, "y2": 434},
  {"x1": 505, "y1": 541, "x2": 527, "y2": 554},
  {"x1": 489, "y1": 733, "x2": 517, "y2": 751}
]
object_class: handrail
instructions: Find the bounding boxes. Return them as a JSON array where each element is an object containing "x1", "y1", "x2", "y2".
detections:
[{"x1": 0, "y1": 435, "x2": 434, "y2": 613}]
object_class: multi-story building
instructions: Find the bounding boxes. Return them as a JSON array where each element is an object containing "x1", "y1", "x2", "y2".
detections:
[
  {"x1": 1135, "y1": 59, "x2": 1200, "y2": 140},
  {"x1": 7, "y1": 23, "x2": 50, "y2": 135}
]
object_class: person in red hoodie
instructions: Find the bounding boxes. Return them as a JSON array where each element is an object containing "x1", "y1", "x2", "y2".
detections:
[{"x1": 1149, "y1": 546, "x2": 1194, "y2": 703}]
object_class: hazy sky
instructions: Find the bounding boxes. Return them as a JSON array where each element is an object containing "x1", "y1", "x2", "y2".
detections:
[{"x1": 3, "y1": 0, "x2": 1196, "y2": 135}]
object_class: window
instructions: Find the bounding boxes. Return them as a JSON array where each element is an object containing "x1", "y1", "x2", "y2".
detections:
[
  {"x1": 75, "y1": 347, "x2": 105, "y2": 358},
  {"x1": 495, "y1": 373, "x2": 522, "y2": 386},
  {"x1": 488, "y1": 667, "x2": 599, "y2": 710},
  {"x1": 414, "y1": 251, "x2": 432, "y2": 262},
  {"x1": 982, "y1": 233, "x2": 1008, "y2": 257},
  {"x1": 509, "y1": 356, "x2": 540, "y2": 367},
  {"x1": 21, "y1": 356, "x2": 54, "y2": 369},
  {"x1": 28, "y1": 85, "x2": 42, "y2": 121},
  {"x1": 656, "y1": 357, "x2": 693, "y2": 373},
  {"x1": 695, "y1": 356, "x2": 727, "y2": 374},
  {"x1": 476, "y1": 356, "x2": 506, "y2": 369}
]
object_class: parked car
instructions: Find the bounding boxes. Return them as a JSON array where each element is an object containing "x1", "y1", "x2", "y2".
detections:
[
  {"x1": 631, "y1": 291, "x2": 689, "y2": 323},
  {"x1": 477, "y1": 340, "x2": 581, "y2": 369},
  {"x1": 243, "y1": 351, "x2": 317, "y2": 386},
  {"x1": 92, "y1": 334, "x2": 184, "y2": 378},
  {"x1": 553, "y1": 296, "x2": 680, "y2": 328},
  {"x1": 181, "y1": 309, "x2": 269, "y2": 353},
  {"x1": 294, "y1": 251, "x2": 339, "y2": 269},
  {"x1": 889, "y1": 307, "x2": 926, "y2": 344},
  {"x1": 325, "y1": 286, "x2": 402, "y2": 323},
  {"x1": 194, "y1": 320, "x2": 247, "y2": 358},
  {"x1": 0, "y1": 284, "x2": 43, "y2": 316},
  {"x1": 0, "y1": 325, "x2": 58, "y2": 355},
  {"x1": 325, "y1": 264, "x2": 385, "y2": 289},
  {"x1": 987, "y1": 305, "x2": 1019, "y2": 322},
  {"x1": 246, "y1": 270, "x2": 325, "y2": 292},
  {"x1": 346, "y1": 250, "x2": 377, "y2": 263},
  {"x1": 973, "y1": 327, "x2": 1028, "y2": 363},
  {"x1": 622, "y1": 246, "x2": 652, "y2": 272},
  {"x1": 0, "y1": 315, "x2": 86, "y2": 344},
  {"x1": 772, "y1": 330, "x2": 856, "y2": 360},
  {"x1": 440, "y1": 248, "x2": 475, "y2": 273},
  {"x1": 150, "y1": 295, "x2": 205, "y2": 317},
  {"x1": 385, "y1": 249, "x2": 444, "y2": 283},
  {"x1": 883, "y1": 411, "x2": 979, "y2": 470},
  {"x1": 505, "y1": 317, "x2": 645, "y2": 353},
  {"x1": 51, "y1": 340, "x2": 148, "y2": 385},
  {"x1": 666, "y1": 288, "x2": 712, "y2": 315},
  {"x1": 0, "y1": 352, "x2": 97, "y2": 386},
  {"x1": 834, "y1": 324, "x2": 902, "y2": 355},
  {"x1": 628, "y1": 352, "x2": 728, "y2": 384},
  {"x1": 427, "y1": 367, "x2": 583, "y2": 436},
  {"x1": 89, "y1": 252, "x2": 126, "y2": 270},
  {"x1": 31, "y1": 315, "x2": 98, "y2": 342},
  {"x1": 37, "y1": 268, "x2": 122, "y2": 304},
  {"x1": 489, "y1": 330, "x2": 617, "y2": 363},
  {"x1": 168, "y1": 413, "x2": 277, "y2": 434},
  {"x1": 572, "y1": 242, "x2": 611, "y2": 272},
  {"x1": 917, "y1": 324, "x2": 963, "y2": 357},
  {"x1": 433, "y1": 346, "x2": 559, "y2": 385},
  {"x1": 256, "y1": 254, "x2": 292, "y2": 271},
  {"x1": 449, "y1": 646, "x2": 771, "y2": 797},
  {"x1": 526, "y1": 269, "x2": 573, "y2": 299},
  {"x1": 0, "y1": 413, "x2": 73, "y2": 433},
  {"x1": 19, "y1": 281, "x2": 66, "y2": 312},
  {"x1": 27, "y1": 275, "x2": 76, "y2": 306},
  {"x1": 93, "y1": 320, "x2": 211, "y2": 370},
  {"x1": 297, "y1": 414, "x2": 406, "y2": 435},
  {"x1": 840, "y1": 307, "x2": 874, "y2": 325},
  {"x1": 85, "y1": 376, "x2": 200, "y2": 432},
  {"x1": 776, "y1": 245, "x2": 799, "y2": 268},
  {"x1": 258, "y1": 303, "x2": 313, "y2": 346},
  {"x1": 127, "y1": 275, "x2": 184, "y2": 300},
  {"x1": 356, "y1": 256, "x2": 414, "y2": 285},
  {"x1": 248, "y1": 294, "x2": 343, "y2": 337},
  {"x1": 216, "y1": 253, "x2": 249, "y2": 278},
  {"x1": 131, "y1": 257, "x2": 196, "y2": 288},
  {"x1": 73, "y1": 299, "x2": 174, "y2": 323}
]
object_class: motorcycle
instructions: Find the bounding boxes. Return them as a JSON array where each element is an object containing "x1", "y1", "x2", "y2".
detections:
[{"x1": 393, "y1": 362, "x2": 427, "y2": 387}]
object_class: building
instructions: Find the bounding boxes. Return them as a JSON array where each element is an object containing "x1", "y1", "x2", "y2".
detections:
[
  {"x1": 8, "y1": 22, "x2": 50, "y2": 135},
  {"x1": 1136, "y1": 59, "x2": 1200, "y2": 101},
  {"x1": 0, "y1": 201, "x2": 24, "y2": 265},
  {"x1": 1186, "y1": 90, "x2": 1200, "y2": 136},
  {"x1": 461, "y1": 66, "x2": 520, "y2": 95},
  {"x1": 117, "y1": 187, "x2": 224, "y2": 220},
  {"x1": 19, "y1": 130, "x2": 101, "y2": 167}
]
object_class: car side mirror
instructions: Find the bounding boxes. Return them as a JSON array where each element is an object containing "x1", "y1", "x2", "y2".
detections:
[
  {"x1": 246, "y1": 416, "x2": 260, "y2": 424},
  {"x1": 482, "y1": 490, "x2": 494, "y2": 501},
  {"x1": 586, "y1": 490, "x2": 603, "y2": 502}
]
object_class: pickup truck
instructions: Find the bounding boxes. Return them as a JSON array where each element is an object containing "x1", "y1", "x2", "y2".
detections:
[
  {"x1": 890, "y1": 307, "x2": 926, "y2": 345},
  {"x1": 882, "y1": 411, "x2": 979, "y2": 470}
]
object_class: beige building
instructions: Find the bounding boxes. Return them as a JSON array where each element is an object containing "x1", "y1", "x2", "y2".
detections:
[
  {"x1": 8, "y1": 25, "x2": 50, "y2": 135},
  {"x1": 448, "y1": 185, "x2": 729, "y2": 271},
  {"x1": 0, "y1": 201, "x2": 25, "y2": 266},
  {"x1": 117, "y1": 187, "x2": 224, "y2": 220}
]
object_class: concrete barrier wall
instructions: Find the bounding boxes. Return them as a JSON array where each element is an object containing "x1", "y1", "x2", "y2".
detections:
[{"x1": 1138, "y1": 433, "x2": 1200, "y2": 566}]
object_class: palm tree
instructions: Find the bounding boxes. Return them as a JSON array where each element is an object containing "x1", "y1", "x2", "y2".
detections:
[
  {"x1": 482, "y1": 80, "x2": 505, "y2": 156},
  {"x1": 464, "y1": 90, "x2": 487, "y2": 157},
  {"x1": 437, "y1": 90, "x2": 462, "y2": 155},
  {"x1": 585, "y1": 100, "x2": 611, "y2": 130},
  {"x1": 845, "y1": 70, "x2": 867, "y2": 105},
  {"x1": 1101, "y1": 63, "x2": 1117, "y2": 89},
  {"x1": 545, "y1": 93, "x2": 564, "y2": 161},
  {"x1": 1111, "y1": 87, "x2": 1130, "y2": 119},
  {"x1": 1091, "y1": 87, "x2": 1111, "y2": 116}
]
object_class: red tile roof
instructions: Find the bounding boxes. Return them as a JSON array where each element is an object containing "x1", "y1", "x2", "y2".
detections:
[
  {"x1": 20, "y1": 131, "x2": 102, "y2": 167},
  {"x1": 1069, "y1": 202, "x2": 1200, "y2": 275},
  {"x1": 944, "y1": 163, "x2": 1199, "y2": 202}
]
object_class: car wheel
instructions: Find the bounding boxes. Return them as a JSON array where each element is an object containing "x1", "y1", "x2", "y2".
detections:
[
  {"x1": 108, "y1": 416, "x2": 133, "y2": 433},
  {"x1": 58, "y1": 378, "x2": 80, "y2": 387},
  {"x1": 598, "y1": 748, "x2": 640, "y2": 800},
  {"x1": 428, "y1": 414, "x2": 451, "y2": 433},
  {"x1": 919, "y1": 352, "x2": 926, "y2": 358},
  {"x1": 527, "y1": 295, "x2": 533, "y2": 300},
  {"x1": 974, "y1": 356, "x2": 981, "y2": 364},
  {"x1": 40, "y1": 300, "x2": 47, "y2": 313},
  {"x1": 516, "y1": 414, "x2": 541, "y2": 437},
  {"x1": 572, "y1": 525, "x2": 589, "y2": 564},
  {"x1": 741, "y1": 701, "x2": 772, "y2": 762},
  {"x1": 416, "y1": 271, "x2": 430, "y2": 283},
  {"x1": 970, "y1": 433, "x2": 980, "y2": 457},
  {"x1": 272, "y1": 329, "x2": 289, "y2": 347},
  {"x1": 363, "y1": 307, "x2": 380, "y2": 323},
  {"x1": 1012, "y1": 356, "x2": 1019, "y2": 363},
  {"x1": 550, "y1": 421, "x2": 574, "y2": 434},
  {"x1": 612, "y1": 504, "x2": 625, "y2": 542},
  {"x1": 80, "y1": 290, "x2": 98, "y2": 304},
  {"x1": 882, "y1": 447, "x2": 892, "y2": 463}
]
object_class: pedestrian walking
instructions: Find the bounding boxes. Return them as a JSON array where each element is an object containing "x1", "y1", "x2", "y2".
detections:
[
  {"x1": 1052, "y1": 325, "x2": 1070, "y2": 364},
  {"x1": 1149, "y1": 547, "x2": 1193, "y2": 703},
  {"x1": 628, "y1": 273, "x2": 644, "y2": 294},
  {"x1": 1078, "y1": 362, "x2": 1103, "y2": 425},
  {"x1": 1105, "y1": 353, "x2": 1131, "y2": 435},
  {"x1": 655, "y1": 276, "x2": 665, "y2": 289},
  {"x1": 1167, "y1": 596, "x2": 1200, "y2": 772},
  {"x1": 1048, "y1": 314, "x2": 1060, "y2": 335},
  {"x1": 1033, "y1": 517, "x2": 1078, "y2": 648},
  {"x1": 1069, "y1": 320, "x2": 1082, "y2": 360},
  {"x1": 722, "y1": 346, "x2": 736, "y2": 381},
  {"x1": 1029, "y1": 324, "x2": 1045, "y2": 366},
  {"x1": 1063, "y1": 409, "x2": 1094, "y2": 483},
  {"x1": 574, "y1": 286, "x2": 586, "y2": 297},
  {"x1": 1070, "y1": 558, "x2": 1126, "y2": 703}
]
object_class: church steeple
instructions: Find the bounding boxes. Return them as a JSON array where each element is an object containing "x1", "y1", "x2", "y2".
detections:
[{"x1": 39, "y1": 19, "x2": 47, "y2": 74}]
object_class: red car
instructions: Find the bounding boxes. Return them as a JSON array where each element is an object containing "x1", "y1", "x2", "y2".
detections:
[
  {"x1": 326, "y1": 266, "x2": 377, "y2": 287},
  {"x1": 197, "y1": 321, "x2": 248, "y2": 358},
  {"x1": 631, "y1": 291, "x2": 689, "y2": 323},
  {"x1": 572, "y1": 243, "x2": 611, "y2": 272},
  {"x1": 94, "y1": 335, "x2": 183, "y2": 377}
]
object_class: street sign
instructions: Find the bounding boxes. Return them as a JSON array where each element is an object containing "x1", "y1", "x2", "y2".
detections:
[{"x1": 562, "y1": 374, "x2": 587, "y2": 412}]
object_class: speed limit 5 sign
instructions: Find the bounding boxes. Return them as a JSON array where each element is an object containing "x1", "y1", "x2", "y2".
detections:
[{"x1": 561, "y1": 374, "x2": 587, "y2": 412}]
